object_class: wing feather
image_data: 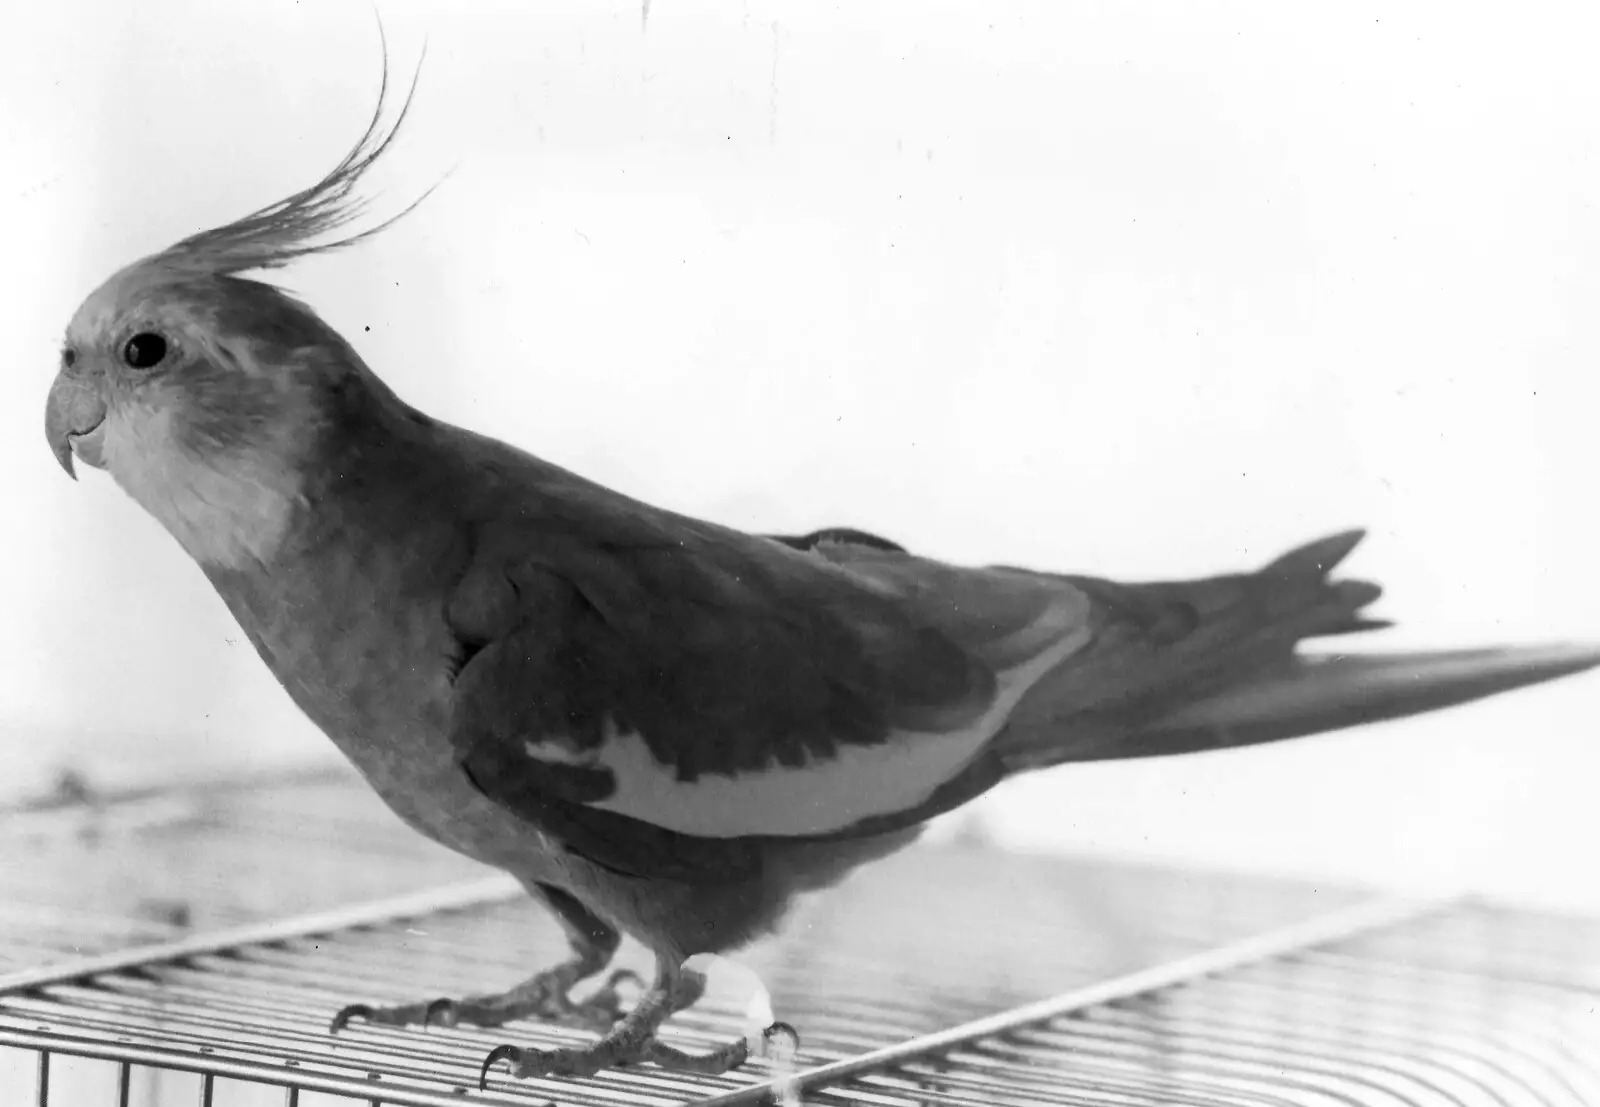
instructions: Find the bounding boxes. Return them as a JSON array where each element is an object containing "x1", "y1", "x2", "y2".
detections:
[{"x1": 446, "y1": 512, "x2": 1094, "y2": 864}]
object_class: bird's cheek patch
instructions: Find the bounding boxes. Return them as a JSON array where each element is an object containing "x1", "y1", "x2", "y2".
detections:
[{"x1": 99, "y1": 405, "x2": 304, "y2": 570}]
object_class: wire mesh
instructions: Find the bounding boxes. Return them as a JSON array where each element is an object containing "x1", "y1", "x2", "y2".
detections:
[
  {"x1": 714, "y1": 897, "x2": 1600, "y2": 1107},
  {"x1": 2, "y1": 774, "x2": 1597, "y2": 1106}
]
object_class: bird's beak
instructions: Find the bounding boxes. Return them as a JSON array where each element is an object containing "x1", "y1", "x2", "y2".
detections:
[{"x1": 45, "y1": 371, "x2": 109, "y2": 480}]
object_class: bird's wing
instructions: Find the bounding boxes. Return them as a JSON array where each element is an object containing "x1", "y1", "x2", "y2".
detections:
[{"x1": 445, "y1": 514, "x2": 1093, "y2": 883}]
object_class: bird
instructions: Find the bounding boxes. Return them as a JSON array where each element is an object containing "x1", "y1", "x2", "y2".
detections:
[{"x1": 43, "y1": 65, "x2": 1600, "y2": 1087}]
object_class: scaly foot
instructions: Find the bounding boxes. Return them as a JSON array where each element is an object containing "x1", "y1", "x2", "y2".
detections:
[
  {"x1": 329, "y1": 964, "x2": 643, "y2": 1034},
  {"x1": 477, "y1": 960, "x2": 798, "y2": 1085},
  {"x1": 479, "y1": 1020, "x2": 800, "y2": 1084}
]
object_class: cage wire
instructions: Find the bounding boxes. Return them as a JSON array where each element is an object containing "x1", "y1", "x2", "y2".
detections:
[{"x1": 2, "y1": 773, "x2": 1597, "y2": 1106}]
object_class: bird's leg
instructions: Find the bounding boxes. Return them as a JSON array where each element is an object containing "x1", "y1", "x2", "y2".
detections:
[
  {"x1": 331, "y1": 884, "x2": 641, "y2": 1034},
  {"x1": 479, "y1": 954, "x2": 798, "y2": 1084}
]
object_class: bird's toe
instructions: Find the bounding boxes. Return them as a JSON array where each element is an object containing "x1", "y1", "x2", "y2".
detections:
[
  {"x1": 422, "y1": 997, "x2": 458, "y2": 1028},
  {"x1": 327, "y1": 1003, "x2": 373, "y2": 1034},
  {"x1": 479, "y1": 1042, "x2": 610, "y2": 1086}
]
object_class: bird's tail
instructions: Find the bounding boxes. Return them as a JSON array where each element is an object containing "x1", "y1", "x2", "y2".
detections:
[{"x1": 996, "y1": 530, "x2": 1600, "y2": 774}]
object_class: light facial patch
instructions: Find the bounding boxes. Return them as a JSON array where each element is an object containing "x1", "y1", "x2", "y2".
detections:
[
  {"x1": 522, "y1": 600, "x2": 1092, "y2": 839},
  {"x1": 101, "y1": 403, "x2": 304, "y2": 570}
]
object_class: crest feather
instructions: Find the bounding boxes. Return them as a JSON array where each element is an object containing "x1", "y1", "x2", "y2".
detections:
[{"x1": 157, "y1": 37, "x2": 436, "y2": 278}]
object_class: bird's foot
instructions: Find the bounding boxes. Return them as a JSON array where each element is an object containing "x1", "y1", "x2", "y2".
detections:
[
  {"x1": 329, "y1": 966, "x2": 644, "y2": 1035},
  {"x1": 479, "y1": 1020, "x2": 800, "y2": 1085}
]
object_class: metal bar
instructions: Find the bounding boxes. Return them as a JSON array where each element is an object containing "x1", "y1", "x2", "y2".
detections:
[
  {"x1": 283, "y1": 1088, "x2": 299, "y2": 1107},
  {"x1": 116, "y1": 1061, "x2": 131, "y2": 1107},
  {"x1": 0, "y1": 876, "x2": 521, "y2": 995},
  {"x1": 1010, "y1": 1013, "x2": 1519, "y2": 1107},
  {"x1": 960, "y1": 1034, "x2": 1376, "y2": 1107},
  {"x1": 1197, "y1": 958, "x2": 1600, "y2": 1103},
  {"x1": 0, "y1": 1028, "x2": 491, "y2": 1107},
  {"x1": 700, "y1": 893, "x2": 1451, "y2": 1107},
  {"x1": 883, "y1": 1051, "x2": 1307, "y2": 1107},
  {"x1": 34, "y1": 1048, "x2": 48, "y2": 1107},
  {"x1": 199, "y1": 1072, "x2": 215, "y2": 1107}
]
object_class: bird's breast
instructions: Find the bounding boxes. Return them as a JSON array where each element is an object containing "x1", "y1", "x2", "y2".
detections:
[{"x1": 206, "y1": 530, "x2": 559, "y2": 874}]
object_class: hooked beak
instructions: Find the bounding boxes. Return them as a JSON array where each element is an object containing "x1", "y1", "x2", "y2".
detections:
[{"x1": 45, "y1": 371, "x2": 109, "y2": 480}]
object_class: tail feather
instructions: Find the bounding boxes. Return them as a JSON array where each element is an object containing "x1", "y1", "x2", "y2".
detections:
[
  {"x1": 1262, "y1": 527, "x2": 1367, "y2": 578},
  {"x1": 996, "y1": 530, "x2": 1600, "y2": 773},
  {"x1": 1109, "y1": 644, "x2": 1600, "y2": 762}
]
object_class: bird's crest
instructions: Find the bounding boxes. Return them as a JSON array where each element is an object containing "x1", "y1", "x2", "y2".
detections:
[{"x1": 152, "y1": 42, "x2": 435, "y2": 281}]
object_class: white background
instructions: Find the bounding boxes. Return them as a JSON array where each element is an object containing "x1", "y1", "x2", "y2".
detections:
[{"x1": 4, "y1": 0, "x2": 1599, "y2": 909}]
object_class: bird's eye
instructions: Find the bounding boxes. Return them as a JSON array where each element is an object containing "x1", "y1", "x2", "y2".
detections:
[{"x1": 122, "y1": 332, "x2": 168, "y2": 370}]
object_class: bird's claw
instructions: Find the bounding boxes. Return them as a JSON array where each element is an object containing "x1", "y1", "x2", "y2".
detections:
[
  {"x1": 477, "y1": 1020, "x2": 800, "y2": 1087},
  {"x1": 331, "y1": 997, "x2": 463, "y2": 1033},
  {"x1": 479, "y1": 1043, "x2": 582, "y2": 1087},
  {"x1": 328, "y1": 1003, "x2": 373, "y2": 1034},
  {"x1": 327, "y1": 964, "x2": 641, "y2": 1036},
  {"x1": 479, "y1": 1044, "x2": 514, "y2": 1088},
  {"x1": 478, "y1": 1041, "x2": 619, "y2": 1086}
]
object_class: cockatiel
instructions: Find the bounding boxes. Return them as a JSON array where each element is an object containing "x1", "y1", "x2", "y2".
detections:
[{"x1": 43, "y1": 71, "x2": 1600, "y2": 1087}]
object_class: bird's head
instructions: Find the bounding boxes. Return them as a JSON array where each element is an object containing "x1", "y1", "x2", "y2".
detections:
[{"x1": 44, "y1": 65, "x2": 430, "y2": 570}]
